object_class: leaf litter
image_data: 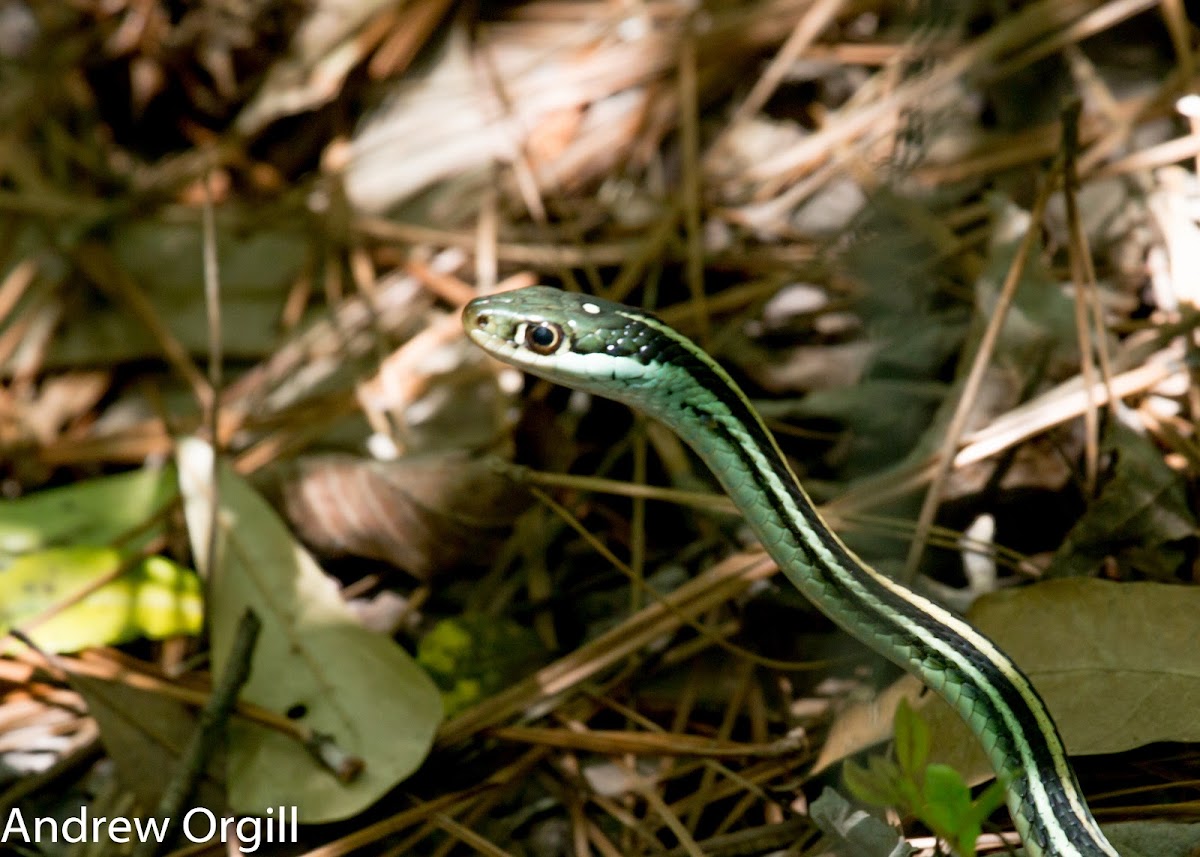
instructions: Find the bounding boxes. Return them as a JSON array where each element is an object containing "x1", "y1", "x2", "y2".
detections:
[{"x1": 0, "y1": 2, "x2": 1198, "y2": 856}]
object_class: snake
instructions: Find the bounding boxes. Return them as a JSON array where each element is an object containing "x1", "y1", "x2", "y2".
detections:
[{"x1": 462, "y1": 285, "x2": 1118, "y2": 857}]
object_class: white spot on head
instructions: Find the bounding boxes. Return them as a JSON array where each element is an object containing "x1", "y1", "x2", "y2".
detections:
[{"x1": 582, "y1": 302, "x2": 600, "y2": 315}]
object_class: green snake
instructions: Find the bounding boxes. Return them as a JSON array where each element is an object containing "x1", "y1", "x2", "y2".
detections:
[{"x1": 463, "y1": 286, "x2": 1118, "y2": 857}]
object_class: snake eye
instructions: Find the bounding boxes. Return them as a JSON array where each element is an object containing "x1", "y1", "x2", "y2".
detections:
[{"x1": 524, "y1": 322, "x2": 564, "y2": 355}]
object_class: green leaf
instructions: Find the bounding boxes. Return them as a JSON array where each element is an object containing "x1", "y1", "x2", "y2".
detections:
[
  {"x1": 921, "y1": 764, "x2": 974, "y2": 847},
  {"x1": 975, "y1": 194, "x2": 1079, "y2": 369},
  {"x1": 782, "y1": 379, "x2": 950, "y2": 480},
  {"x1": 417, "y1": 616, "x2": 544, "y2": 717},
  {"x1": 933, "y1": 578, "x2": 1200, "y2": 781},
  {"x1": 815, "y1": 579, "x2": 1200, "y2": 787},
  {"x1": 969, "y1": 778, "x2": 1009, "y2": 825},
  {"x1": 955, "y1": 825, "x2": 983, "y2": 857},
  {"x1": 893, "y1": 697, "x2": 930, "y2": 779},
  {"x1": 0, "y1": 467, "x2": 175, "y2": 563},
  {"x1": 844, "y1": 758, "x2": 902, "y2": 807},
  {"x1": 69, "y1": 675, "x2": 224, "y2": 812},
  {"x1": 54, "y1": 217, "x2": 307, "y2": 366},
  {"x1": 0, "y1": 547, "x2": 202, "y2": 653},
  {"x1": 177, "y1": 438, "x2": 442, "y2": 823}
]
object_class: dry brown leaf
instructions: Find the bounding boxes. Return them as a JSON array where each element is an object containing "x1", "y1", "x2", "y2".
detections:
[{"x1": 282, "y1": 451, "x2": 527, "y2": 580}]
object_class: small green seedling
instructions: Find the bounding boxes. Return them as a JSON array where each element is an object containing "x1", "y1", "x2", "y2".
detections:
[{"x1": 843, "y1": 698, "x2": 1009, "y2": 857}]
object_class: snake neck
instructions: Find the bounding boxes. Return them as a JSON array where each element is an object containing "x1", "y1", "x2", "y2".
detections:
[{"x1": 633, "y1": 360, "x2": 1116, "y2": 857}]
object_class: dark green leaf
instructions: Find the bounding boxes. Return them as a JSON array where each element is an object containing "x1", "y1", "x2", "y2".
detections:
[
  {"x1": 844, "y1": 758, "x2": 902, "y2": 807},
  {"x1": 810, "y1": 788, "x2": 916, "y2": 857},
  {"x1": 1049, "y1": 424, "x2": 1195, "y2": 580}
]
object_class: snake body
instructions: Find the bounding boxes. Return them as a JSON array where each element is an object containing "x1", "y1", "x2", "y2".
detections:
[{"x1": 463, "y1": 286, "x2": 1118, "y2": 857}]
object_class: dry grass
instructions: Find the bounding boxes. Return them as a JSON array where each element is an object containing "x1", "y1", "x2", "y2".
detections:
[{"x1": 0, "y1": 1, "x2": 1198, "y2": 855}]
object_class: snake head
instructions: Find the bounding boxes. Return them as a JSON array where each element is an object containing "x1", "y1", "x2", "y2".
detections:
[{"x1": 463, "y1": 287, "x2": 661, "y2": 393}]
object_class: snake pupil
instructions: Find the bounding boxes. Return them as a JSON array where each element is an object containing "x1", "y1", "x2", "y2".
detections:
[{"x1": 526, "y1": 323, "x2": 562, "y2": 354}]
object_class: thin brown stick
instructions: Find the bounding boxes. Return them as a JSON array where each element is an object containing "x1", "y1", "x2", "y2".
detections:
[
  {"x1": 73, "y1": 242, "x2": 213, "y2": 411},
  {"x1": 132, "y1": 609, "x2": 260, "y2": 857},
  {"x1": 678, "y1": 20, "x2": 709, "y2": 343},
  {"x1": 1061, "y1": 102, "x2": 1101, "y2": 494},
  {"x1": 717, "y1": 0, "x2": 845, "y2": 137},
  {"x1": 436, "y1": 550, "x2": 777, "y2": 747},
  {"x1": 900, "y1": 175, "x2": 1057, "y2": 583}
]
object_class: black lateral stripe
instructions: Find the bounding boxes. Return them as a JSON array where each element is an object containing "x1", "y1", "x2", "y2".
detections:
[
  {"x1": 691, "y1": 363, "x2": 1074, "y2": 804},
  {"x1": 628, "y1": 310, "x2": 1094, "y2": 843}
]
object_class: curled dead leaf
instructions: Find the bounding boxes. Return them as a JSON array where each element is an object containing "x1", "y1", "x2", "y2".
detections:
[{"x1": 281, "y1": 451, "x2": 528, "y2": 580}]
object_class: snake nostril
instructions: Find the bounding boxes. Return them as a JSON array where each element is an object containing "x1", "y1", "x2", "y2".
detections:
[{"x1": 475, "y1": 312, "x2": 489, "y2": 328}]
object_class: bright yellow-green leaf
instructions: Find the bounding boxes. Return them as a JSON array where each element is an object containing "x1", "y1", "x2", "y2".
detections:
[
  {"x1": 0, "y1": 546, "x2": 202, "y2": 653},
  {"x1": 417, "y1": 616, "x2": 545, "y2": 717}
]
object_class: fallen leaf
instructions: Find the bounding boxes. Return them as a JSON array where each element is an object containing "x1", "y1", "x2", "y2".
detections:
[
  {"x1": 0, "y1": 548, "x2": 202, "y2": 653},
  {"x1": 1048, "y1": 424, "x2": 1195, "y2": 579},
  {"x1": 281, "y1": 451, "x2": 526, "y2": 580},
  {"x1": 1102, "y1": 821, "x2": 1200, "y2": 857},
  {"x1": 70, "y1": 672, "x2": 226, "y2": 812},
  {"x1": 815, "y1": 579, "x2": 1200, "y2": 784},
  {"x1": 177, "y1": 438, "x2": 442, "y2": 822},
  {"x1": 0, "y1": 466, "x2": 175, "y2": 562}
]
